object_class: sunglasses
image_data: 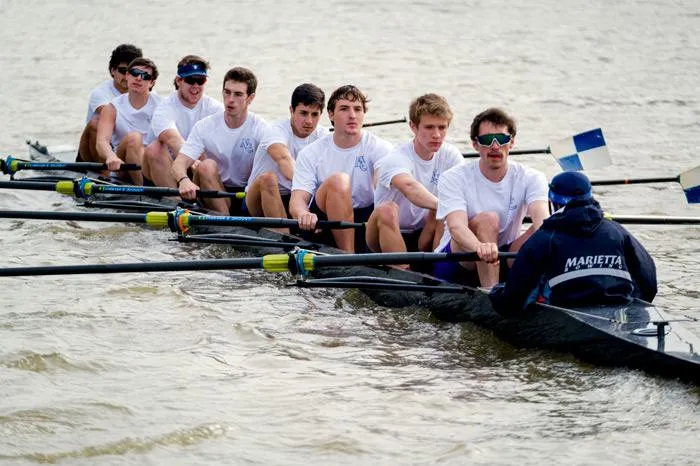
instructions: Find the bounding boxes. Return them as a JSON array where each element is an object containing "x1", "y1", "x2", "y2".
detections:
[
  {"x1": 475, "y1": 133, "x2": 512, "y2": 146},
  {"x1": 183, "y1": 76, "x2": 207, "y2": 86},
  {"x1": 128, "y1": 68, "x2": 154, "y2": 81},
  {"x1": 115, "y1": 66, "x2": 129, "y2": 75}
]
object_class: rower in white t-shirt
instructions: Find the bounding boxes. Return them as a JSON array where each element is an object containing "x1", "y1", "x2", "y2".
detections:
[
  {"x1": 171, "y1": 67, "x2": 265, "y2": 215},
  {"x1": 290, "y1": 85, "x2": 393, "y2": 252},
  {"x1": 368, "y1": 94, "x2": 463, "y2": 259},
  {"x1": 78, "y1": 44, "x2": 142, "y2": 163},
  {"x1": 246, "y1": 83, "x2": 329, "y2": 225},
  {"x1": 95, "y1": 57, "x2": 162, "y2": 185},
  {"x1": 433, "y1": 108, "x2": 550, "y2": 288},
  {"x1": 142, "y1": 56, "x2": 224, "y2": 187}
]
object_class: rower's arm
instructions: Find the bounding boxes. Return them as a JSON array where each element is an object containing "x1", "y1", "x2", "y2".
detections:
[
  {"x1": 159, "y1": 129, "x2": 186, "y2": 158},
  {"x1": 391, "y1": 173, "x2": 438, "y2": 210},
  {"x1": 289, "y1": 190, "x2": 312, "y2": 218},
  {"x1": 95, "y1": 104, "x2": 117, "y2": 164},
  {"x1": 267, "y1": 143, "x2": 295, "y2": 181},
  {"x1": 170, "y1": 153, "x2": 196, "y2": 183},
  {"x1": 526, "y1": 200, "x2": 549, "y2": 230},
  {"x1": 445, "y1": 210, "x2": 481, "y2": 251}
]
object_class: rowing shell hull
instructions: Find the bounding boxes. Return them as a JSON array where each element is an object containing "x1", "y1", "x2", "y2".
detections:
[{"x1": 23, "y1": 141, "x2": 700, "y2": 384}]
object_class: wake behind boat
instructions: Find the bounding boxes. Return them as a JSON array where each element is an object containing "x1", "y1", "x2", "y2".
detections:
[{"x1": 2, "y1": 140, "x2": 699, "y2": 385}]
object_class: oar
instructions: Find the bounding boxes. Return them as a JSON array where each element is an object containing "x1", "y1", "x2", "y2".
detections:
[
  {"x1": 1, "y1": 156, "x2": 139, "y2": 176},
  {"x1": 463, "y1": 148, "x2": 550, "y2": 158},
  {"x1": 590, "y1": 165, "x2": 700, "y2": 204},
  {"x1": 524, "y1": 214, "x2": 700, "y2": 225},
  {"x1": 0, "y1": 250, "x2": 515, "y2": 277},
  {"x1": 0, "y1": 209, "x2": 365, "y2": 232},
  {"x1": 0, "y1": 178, "x2": 244, "y2": 200},
  {"x1": 329, "y1": 117, "x2": 407, "y2": 132}
]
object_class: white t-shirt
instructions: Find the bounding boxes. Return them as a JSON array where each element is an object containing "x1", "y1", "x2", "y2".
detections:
[
  {"x1": 435, "y1": 160, "x2": 548, "y2": 249},
  {"x1": 292, "y1": 132, "x2": 393, "y2": 209},
  {"x1": 247, "y1": 118, "x2": 330, "y2": 194},
  {"x1": 145, "y1": 92, "x2": 224, "y2": 145},
  {"x1": 110, "y1": 92, "x2": 163, "y2": 148},
  {"x1": 180, "y1": 112, "x2": 267, "y2": 188},
  {"x1": 86, "y1": 79, "x2": 121, "y2": 123},
  {"x1": 375, "y1": 141, "x2": 464, "y2": 232}
]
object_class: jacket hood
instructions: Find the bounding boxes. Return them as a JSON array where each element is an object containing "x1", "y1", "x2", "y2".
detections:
[{"x1": 541, "y1": 198, "x2": 604, "y2": 236}]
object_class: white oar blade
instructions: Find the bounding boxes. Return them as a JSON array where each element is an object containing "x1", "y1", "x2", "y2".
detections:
[
  {"x1": 679, "y1": 164, "x2": 700, "y2": 204},
  {"x1": 549, "y1": 128, "x2": 611, "y2": 171}
]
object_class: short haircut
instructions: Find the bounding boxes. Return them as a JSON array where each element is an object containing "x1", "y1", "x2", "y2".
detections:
[
  {"x1": 174, "y1": 54, "x2": 209, "y2": 90},
  {"x1": 409, "y1": 93, "x2": 453, "y2": 127},
  {"x1": 108, "y1": 44, "x2": 143, "y2": 71},
  {"x1": 327, "y1": 85, "x2": 369, "y2": 114},
  {"x1": 223, "y1": 67, "x2": 257, "y2": 95},
  {"x1": 128, "y1": 57, "x2": 159, "y2": 81},
  {"x1": 291, "y1": 83, "x2": 325, "y2": 111},
  {"x1": 470, "y1": 108, "x2": 517, "y2": 139}
]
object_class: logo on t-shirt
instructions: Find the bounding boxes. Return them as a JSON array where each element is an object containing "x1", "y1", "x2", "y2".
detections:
[
  {"x1": 430, "y1": 170, "x2": 440, "y2": 185},
  {"x1": 355, "y1": 155, "x2": 368, "y2": 172},
  {"x1": 508, "y1": 196, "x2": 519, "y2": 213},
  {"x1": 239, "y1": 138, "x2": 256, "y2": 156}
]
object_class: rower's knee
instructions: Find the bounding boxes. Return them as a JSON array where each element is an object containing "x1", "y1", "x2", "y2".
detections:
[
  {"x1": 123, "y1": 132, "x2": 143, "y2": 151},
  {"x1": 471, "y1": 211, "x2": 500, "y2": 236},
  {"x1": 375, "y1": 202, "x2": 399, "y2": 228},
  {"x1": 194, "y1": 159, "x2": 218, "y2": 179},
  {"x1": 324, "y1": 172, "x2": 351, "y2": 195},
  {"x1": 259, "y1": 172, "x2": 279, "y2": 195},
  {"x1": 143, "y1": 142, "x2": 162, "y2": 163}
]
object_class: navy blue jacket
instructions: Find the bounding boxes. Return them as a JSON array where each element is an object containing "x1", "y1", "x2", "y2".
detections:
[{"x1": 489, "y1": 199, "x2": 657, "y2": 316}]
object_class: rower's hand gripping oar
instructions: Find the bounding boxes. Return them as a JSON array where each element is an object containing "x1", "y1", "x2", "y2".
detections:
[
  {"x1": 0, "y1": 249, "x2": 516, "y2": 278},
  {"x1": 0, "y1": 155, "x2": 140, "y2": 178},
  {"x1": 0, "y1": 176, "x2": 246, "y2": 200}
]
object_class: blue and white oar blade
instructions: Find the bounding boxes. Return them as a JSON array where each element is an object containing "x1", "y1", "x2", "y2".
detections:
[
  {"x1": 549, "y1": 128, "x2": 611, "y2": 171},
  {"x1": 679, "y1": 165, "x2": 700, "y2": 204}
]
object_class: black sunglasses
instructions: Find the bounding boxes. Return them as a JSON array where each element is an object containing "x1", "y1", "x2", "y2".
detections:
[
  {"x1": 128, "y1": 68, "x2": 154, "y2": 81},
  {"x1": 115, "y1": 66, "x2": 129, "y2": 75},
  {"x1": 183, "y1": 76, "x2": 207, "y2": 86}
]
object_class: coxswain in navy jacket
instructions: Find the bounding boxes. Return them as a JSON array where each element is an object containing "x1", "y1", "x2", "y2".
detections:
[{"x1": 489, "y1": 197, "x2": 657, "y2": 316}]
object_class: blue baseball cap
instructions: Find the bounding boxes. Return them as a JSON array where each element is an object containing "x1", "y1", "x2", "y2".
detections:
[
  {"x1": 177, "y1": 63, "x2": 207, "y2": 78},
  {"x1": 548, "y1": 171, "x2": 593, "y2": 206}
]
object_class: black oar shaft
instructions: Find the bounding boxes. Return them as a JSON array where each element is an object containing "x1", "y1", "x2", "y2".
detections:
[
  {"x1": 14, "y1": 162, "x2": 140, "y2": 172},
  {"x1": 591, "y1": 176, "x2": 679, "y2": 186},
  {"x1": 463, "y1": 148, "x2": 551, "y2": 158},
  {"x1": 0, "y1": 180, "x2": 57, "y2": 191},
  {"x1": 312, "y1": 251, "x2": 516, "y2": 267},
  {"x1": 0, "y1": 210, "x2": 148, "y2": 224},
  {"x1": 329, "y1": 117, "x2": 406, "y2": 132},
  {"x1": 187, "y1": 215, "x2": 363, "y2": 229},
  {"x1": 0, "y1": 258, "x2": 263, "y2": 277},
  {"x1": 90, "y1": 184, "x2": 238, "y2": 198}
]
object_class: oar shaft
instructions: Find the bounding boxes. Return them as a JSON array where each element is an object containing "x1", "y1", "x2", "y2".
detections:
[
  {"x1": 0, "y1": 210, "x2": 149, "y2": 224},
  {"x1": 463, "y1": 148, "x2": 551, "y2": 158},
  {"x1": 0, "y1": 257, "x2": 264, "y2": 277},
  {"x1": 90, "y1": 184, "x2": 242, "y2": 199},
  {"x1": 186, "y1": 215, "x2": 363, "y2": 229},
  {"x1": 13, "y1": 162, "x2": 140, "y2": 172},
  {"x1": 312, "y1": 251, "x2": 516, "y2": 267},
  {"x1": 591, "y1": 176, "x2": 679, "y2": 186},
  {"x1": 0, "y1": 180, "x2": 57, "y2": 191},
  {"x1": 329, "y1": 117, "x2": 406, "y2": 132}
]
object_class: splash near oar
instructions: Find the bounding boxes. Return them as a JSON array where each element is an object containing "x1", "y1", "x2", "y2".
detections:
[{"x1": 549, "y1": 128, "x2": 611, "y2": 171}]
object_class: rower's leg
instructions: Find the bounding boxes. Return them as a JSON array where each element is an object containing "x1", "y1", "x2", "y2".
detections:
[
  {"x1": 142, "y1": 141, "x2": 176, "y2": 187},
  {"x1": 116, "y1": 132, "x2": 144, "y2": 186},
  {"x1": 78, "y1": 117, "x2": 100, "y2": 162},
  {"x1": 246, "y1": 172, "x2": 288, "y2": 232},
  {"x1": 467, "y1": 212, "x2": 500, "y2": 287},
  {"x1": 193, "y1": 159, "x2": 229, "y2": 215},
  {"x1": 367, "y1": 202, "x2": 406, "y2": 252},
  {"x1": 315, "y1": 173, "x2": 355, "y2": 252},
  {"x1": 418, "y1": 210, "x2": 438, "y2": 252}
]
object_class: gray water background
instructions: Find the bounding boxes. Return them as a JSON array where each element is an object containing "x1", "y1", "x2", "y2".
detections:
[{"x1": 0, "y1": 0, "x2": 699, "y2": 464}]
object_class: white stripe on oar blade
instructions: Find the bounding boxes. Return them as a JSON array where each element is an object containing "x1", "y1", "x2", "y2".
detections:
[
  {"x1": 679, "y1": 164, "x2": 700, "y2": 204},
  {"x1": 549, "y1": 128, "x2": 612, "y2": 171}
]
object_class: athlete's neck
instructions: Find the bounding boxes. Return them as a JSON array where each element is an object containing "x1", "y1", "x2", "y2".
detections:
[
  {"x1": 127, "y1": 91, "x2": 149, "y2": 110},
  {"x1": 224, "y1": 110, "x2": 248, "y2": 129},
  {"x1": 412, "y1": 139, "x2": 436, "y2": 161},
  {"x1": 333, "y1": 130, "x2": 362, "y2": 149},
  {"x1": 479, "y1": 159, "x2": 508, "y2": 182}
]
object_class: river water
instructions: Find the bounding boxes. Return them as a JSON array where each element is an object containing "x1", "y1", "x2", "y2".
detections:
[{"x1": 1, "y1": 0, "x2": 699, "y2": 464}]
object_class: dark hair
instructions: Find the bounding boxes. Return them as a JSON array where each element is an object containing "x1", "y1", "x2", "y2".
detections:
[
  {"x1": 291, "y1": 83, "x2": 325, "y2": 111},
  {"x1": 470, "y1": 108, "x2": 517, "y2": 140},
  {"x1": 223, "y1": 67, "x2": 257, "y2": 95},
  {"x1": 108, "y1": 44, "x2": 143, "y2": 71},
  {"x1": 327, "y1": 85, "x2": 369, "y2": 114},
  {"x1": 174, "y1": 54, "x2": 209, "y2": 90}
]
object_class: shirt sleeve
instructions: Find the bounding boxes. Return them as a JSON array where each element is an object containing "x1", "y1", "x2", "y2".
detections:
[
  {"x1": 525, "y1": 169, "x2": 549, "y2": 204},
  {"x1": 180, "y1": 120, "x2": 206, "y2": 160},
  {"x1": 291, "y1": 147, "x2": 318, "y2": 195},
  {"x1": 376, "y1": 152, "x2": 411, "y2": 189},
  {"x1": 444, "y1": 144, "x2": 465, "y2": 170},
  {"x1": 436, "y1": 167, "x2": 467, "y2": 220},
  {"x1": 260, "y1": 123, "x2": 288, "y2": 153},
  {"x1": 150, "y1": 103, "x2": 177, "y2": 140},
  {"x1": 86, "y1": 84, "x2": 112, "y2": 123}
]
